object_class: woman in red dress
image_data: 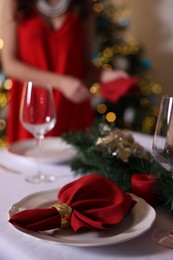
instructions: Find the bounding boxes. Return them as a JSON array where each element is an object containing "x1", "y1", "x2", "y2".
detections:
[{"x1": 1, "y1": 0, "x2": 128, "y2": 144}]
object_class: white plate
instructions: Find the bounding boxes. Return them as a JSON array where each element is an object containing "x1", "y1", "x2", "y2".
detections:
[
  {"x1": 8, "y1": 137, "x2": 77, "y2": 163},
  {"x1": 9, "y1": 189, "x2": 156, "y2": 247}
]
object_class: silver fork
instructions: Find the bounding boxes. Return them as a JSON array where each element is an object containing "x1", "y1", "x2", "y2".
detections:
[{"x1": 0, "y1": 163, "x2": 21, "y2": 174}]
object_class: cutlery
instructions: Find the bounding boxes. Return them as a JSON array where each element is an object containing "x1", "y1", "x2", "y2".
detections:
[{"x1": 0, "y1": 163, "x2": 21, "y2": 174}]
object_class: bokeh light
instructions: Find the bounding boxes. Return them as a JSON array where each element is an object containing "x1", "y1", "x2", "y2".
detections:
[{"x1": 106, "y1": 112, "x2": 116, "y2": 122}]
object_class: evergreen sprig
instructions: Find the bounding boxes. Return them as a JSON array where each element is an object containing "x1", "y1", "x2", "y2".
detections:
[{"x1": 62, "y1": 124, "x2": 173, "y2": 211}]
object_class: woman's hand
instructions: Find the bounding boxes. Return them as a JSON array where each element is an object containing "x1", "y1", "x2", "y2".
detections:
[
  {"x1": 100, "y1": 69, "x2": 129, "y2": 83},
  {"x1": 57, "y1": 75, "x2": 92, "y2": 103}
]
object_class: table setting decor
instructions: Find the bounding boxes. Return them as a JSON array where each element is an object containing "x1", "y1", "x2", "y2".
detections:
[
  {"x1": 0, "y1": 163, "x2": 22, "y2": 174},
  {"x1": 131, "y1": 174, "x2": 157, "y2": 207},
  {"x1": 8, "y1": 137, "x2": 77, "y2": 163},
  {"x1": 4, "y1": 96, "x2": 173, "y2": 258},
  {"x1": 8, "y1": 174, "x2": 156, "y2": 247},
  {"x1": 6, "y1": 89, "x2": 173, "y2": 249},
  {"x1": 9, "y1": 174, "x2": 136, "y2": 231},
  {"x1": 62, "y1": 122, "x2": 173, "y2": 212},
  {"x1": 19, "y1": 81, "x2": 57, "y2": 183}
]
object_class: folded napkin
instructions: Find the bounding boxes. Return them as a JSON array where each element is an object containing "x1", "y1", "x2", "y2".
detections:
[
  {"x1": 100, "y1": 77, "x2": 138, "y2": 102},
  {"x1": 9, "y1": 174, "x2": 136, "y2": 232}
]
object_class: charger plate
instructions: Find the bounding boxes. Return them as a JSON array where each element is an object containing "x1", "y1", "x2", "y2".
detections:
[
  {"x1": 8, "y1": 137, "x2": 77, "y2": 163},
  {"x1": 9, "y1": 189, "x2": 156, "y2": 247}
]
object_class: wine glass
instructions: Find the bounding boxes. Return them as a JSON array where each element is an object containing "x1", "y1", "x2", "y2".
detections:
[
  {"x1": 152, "y1": 95, "x2": 173, "y2": 248},
  {"x1": 20, "y1": 81, "x2": 57, "y2": 183}
]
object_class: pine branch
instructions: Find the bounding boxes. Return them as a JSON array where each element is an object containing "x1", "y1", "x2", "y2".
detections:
[{"x1": 62, "y1": 123, "x2": 173, "y2": 211}]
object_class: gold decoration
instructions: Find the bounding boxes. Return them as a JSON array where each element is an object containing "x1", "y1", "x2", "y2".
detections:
[
  {"x1": 96, "y1": 126, "x2": 151, "y2": 163},
  {"x1": 53, "y1": 203, "x2": 72, "y2": 229}
]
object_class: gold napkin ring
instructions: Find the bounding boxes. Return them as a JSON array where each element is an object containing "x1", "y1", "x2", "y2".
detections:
[{"x1": 53, "y1": 203, "x2": 72, "y2": 229}]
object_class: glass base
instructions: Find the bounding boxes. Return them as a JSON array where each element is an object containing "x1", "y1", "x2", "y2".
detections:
[
  {"x1": 152, "y1": 228, "x2": 173, "y2": 249},
  {"x1": 26, "y1": 174, "x2": 56, "y2": 184}
]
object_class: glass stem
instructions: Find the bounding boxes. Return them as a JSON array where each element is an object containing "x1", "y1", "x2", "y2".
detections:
[{"x1": 36, "y1": 137, "x2": 44, "y2": 178}]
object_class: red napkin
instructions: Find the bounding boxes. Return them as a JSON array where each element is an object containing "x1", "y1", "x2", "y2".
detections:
[
  {"x1": 9, "y1": 208, "x2": 61, "y2": 231},
  {"x1": 9, "y1": 174, "x2": 136, "y2": 232},
  {"x1": 100, "y1": 77, "x2": 139, "y2": 102}
]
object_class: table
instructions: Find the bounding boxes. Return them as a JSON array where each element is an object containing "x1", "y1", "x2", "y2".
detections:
[{"x1": 0, "y1": 133, "x2": 173, "y2": 260}]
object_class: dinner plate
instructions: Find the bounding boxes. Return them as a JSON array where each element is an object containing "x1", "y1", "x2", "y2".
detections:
[
  {"x1": 9, "y1": 189, "x2": 156, "y2": 247},
  {"x1": 8, "y1": 137, "x2": 77, "y2": 163}
]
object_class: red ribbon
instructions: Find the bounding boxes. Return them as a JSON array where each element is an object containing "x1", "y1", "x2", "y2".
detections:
[{"x1": 131, "y1": 174, "x2": 157, "y2": 207}]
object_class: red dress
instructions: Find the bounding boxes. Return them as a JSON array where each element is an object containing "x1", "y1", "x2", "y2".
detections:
[{"x1": 7, "y1": 12, "x2": 94, "y2": 144}]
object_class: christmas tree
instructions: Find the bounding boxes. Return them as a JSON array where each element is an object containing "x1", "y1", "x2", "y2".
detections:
[
  {"x1": 91, "y1": 0, "x2": 162, "y2": 134},
  {"x1": 0, "y1": 22, "x2": 9, "y2": 147},
  {"x1": 0, "y1": 69, "x2": 9, "y2": 147}
]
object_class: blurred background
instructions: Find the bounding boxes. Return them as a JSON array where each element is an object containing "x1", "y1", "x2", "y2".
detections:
[{"x1": 0, "y1": 0, "x2": 173, "y2": 146}]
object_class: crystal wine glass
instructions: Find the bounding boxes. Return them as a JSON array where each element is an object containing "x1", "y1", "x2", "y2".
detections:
[
  {"x1": 20, "y1": 81, "x2": 57, "y2": 183},
  {"x1": 152, "y1": 95, "x2": 173, "y2": 248}
]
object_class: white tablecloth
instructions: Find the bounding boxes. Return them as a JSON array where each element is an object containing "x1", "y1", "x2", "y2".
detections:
[{"x1": 0, "y1": 133, "x2": 173, "y2": 260}]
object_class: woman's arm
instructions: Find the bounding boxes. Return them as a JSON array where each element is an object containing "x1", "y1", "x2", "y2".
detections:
[
  {"x1": 1, "y1": 0, "x2": 91, "y2": 103},
  {"x1": 1, "y1": 0, "x2": 59, "y2": 86}
]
